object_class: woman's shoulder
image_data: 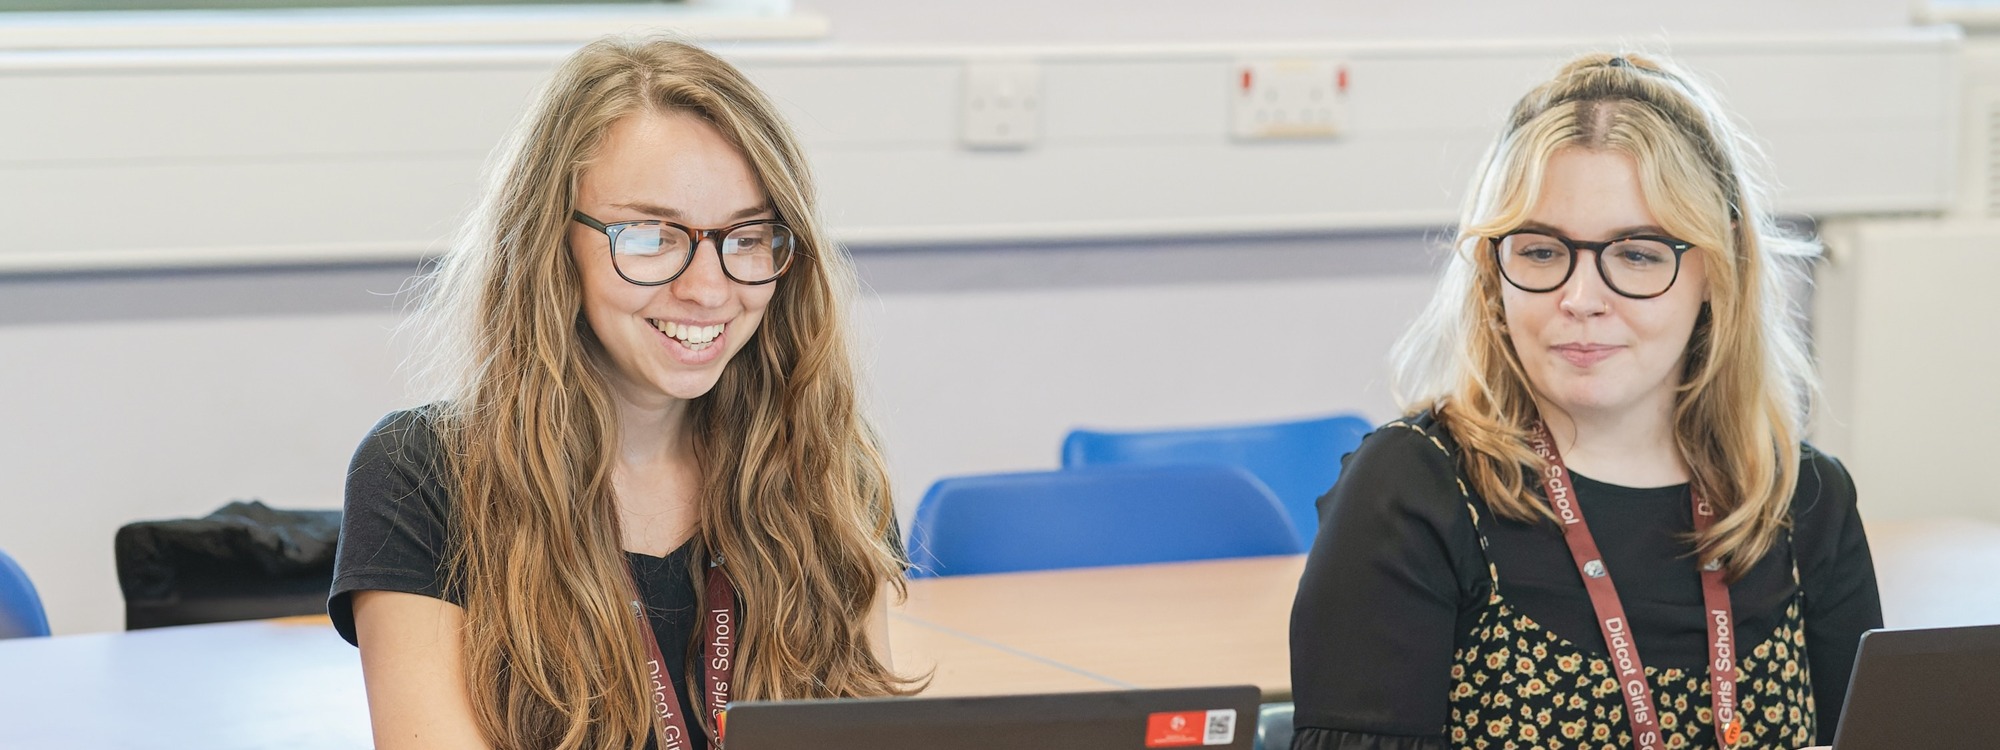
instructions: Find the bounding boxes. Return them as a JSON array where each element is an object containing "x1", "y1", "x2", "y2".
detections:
[
  {"x1": 1369, "y1": 411, "x2": 1460, "y2": 454},
  {"x1": 353, "y1": 404, "x2": 450, "y2": 472},
  {"x1": 346, "y1": 403, "x2": 456, "y2": 512},
  {"x1": 1346, "y1": 411, "x2": 1465, "y2": 482},
  {"x1": 1324, "y1": 411, "x2": 1476, "y2": 523},
  {"x1": 1788, "y1": 442, "x2": 1860, "y2": 532},
  {"x1": 1307, "y1": 411, "x2": 1488, "y2": 604},
  {"x1": 1790, "y1": 444, "x2": 1856, "y2": 509}
]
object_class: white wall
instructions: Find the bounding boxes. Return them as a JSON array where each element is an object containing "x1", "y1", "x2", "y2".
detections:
[
  {"x1": 0, "y1": 268, "x2": 419, "y2": 636},
  {"x1": 798, "y1": 0, "x2": 1910, "y2": 44},
  {"x1": 0, "y1": 0, "x2": 1946, "y2": 635}
]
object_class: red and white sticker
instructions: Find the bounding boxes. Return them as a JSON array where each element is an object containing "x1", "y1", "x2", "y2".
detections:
[{"x1": 1145, "y1": 708, "x2": 1237, "y2": 747}]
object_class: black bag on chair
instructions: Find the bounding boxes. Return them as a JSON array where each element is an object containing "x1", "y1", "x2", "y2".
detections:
[{"x1": 114, "y1": 500, "x2": 341, "y2": 630}]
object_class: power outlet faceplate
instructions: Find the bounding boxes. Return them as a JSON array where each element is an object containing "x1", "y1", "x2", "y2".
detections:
[
  {"x1": 1230, "y1": 58, "x2": 1349, "y2": 140},
  {"x1": 961, "y1": 61, "x2": 1041, "y2": 150}
]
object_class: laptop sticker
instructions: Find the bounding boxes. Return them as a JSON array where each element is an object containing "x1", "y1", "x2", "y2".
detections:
[{"x1": 1144, "y1": 708, "x2": 1237, "y2": 747}]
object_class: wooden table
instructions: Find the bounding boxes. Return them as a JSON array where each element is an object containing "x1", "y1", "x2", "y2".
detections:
[
  {"x1": 0, "y1": 556, "x2": 1304, "y2": 746},
  {"x1": 895, "y1": 554, "x2": 1304, "y2": 699}
]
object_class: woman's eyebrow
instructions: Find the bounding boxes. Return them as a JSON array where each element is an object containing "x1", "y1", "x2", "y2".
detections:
[
  {"x1": 1515, "y1": 221, "x2": 1669, "y2": 238},
  {"x1": 611, "y1": 202, "x2": 774, "y2": 222}
]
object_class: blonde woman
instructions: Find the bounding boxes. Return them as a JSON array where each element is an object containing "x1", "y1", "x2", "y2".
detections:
[
  {"x1": 1289, "y1": 54, "x2": 1879, "y2": 749},
  {"x1": 329, "y1": 38, "x2": 914, "y2": 750}
]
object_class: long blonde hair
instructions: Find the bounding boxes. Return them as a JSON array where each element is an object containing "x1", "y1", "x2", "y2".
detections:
[
  {"x1": 1391, "y1": 52, "x2": 1820, "y2": 578},
  {"x1": 407, "y1": 36, "x2": 915, "y2": 749}
]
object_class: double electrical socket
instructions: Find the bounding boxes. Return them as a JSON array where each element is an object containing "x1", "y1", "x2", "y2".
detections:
[
  {"x1": 962, "y1": 61, "x2": 1041, "y2": 149},
  {"x1": 959, "y1": 57, "x2": 1346, "y2": 148},
  {"x1": 1230, "y1": 58, "x2": 1349, "y2": 140}
]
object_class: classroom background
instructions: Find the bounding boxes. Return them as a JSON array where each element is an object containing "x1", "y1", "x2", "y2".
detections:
[{"x1": 1, "y1": 0, "x2": 1996, "y2": 638}]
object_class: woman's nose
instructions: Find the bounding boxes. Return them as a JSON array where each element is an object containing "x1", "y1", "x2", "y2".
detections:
[
  {"x1": 670, "y1": 240, "x2": 733, "y2": 307},
  {"x1": 1557, "y1": 249, "x2": 1613, "y2": 317}
]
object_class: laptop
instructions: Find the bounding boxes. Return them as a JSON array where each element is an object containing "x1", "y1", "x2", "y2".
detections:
[
  {"x1": 1832, "y1": 623, "x2": 2000, "y2": 750},
  {"x1": 723, "y1": 685, "x2": 1261, "y2": 750}
]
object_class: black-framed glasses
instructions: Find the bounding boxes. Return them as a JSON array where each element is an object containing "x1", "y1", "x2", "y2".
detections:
[
  {"x1": 1491, "y1": 230, "x2": 1695, "y2": 300},
  {"x1": 572, "y1": 210, "x2": 797, "y2": 286}
]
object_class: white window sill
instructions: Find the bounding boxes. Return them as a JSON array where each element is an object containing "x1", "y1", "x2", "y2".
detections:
[{"x1": 0, "y1": 2, "x2": 826, "y2": 51}]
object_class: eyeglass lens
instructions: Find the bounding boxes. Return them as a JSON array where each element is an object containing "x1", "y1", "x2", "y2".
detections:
[
  {"x1": 1496, "y1": 233, "x2": 1679, "y2": 298},
  {"x1": 611, "y1": 223, "x2": 795, "y2": 284}
]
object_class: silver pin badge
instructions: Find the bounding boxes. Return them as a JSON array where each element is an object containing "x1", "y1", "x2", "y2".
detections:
[{"x1": 1583, "y1": 560, "x2": 1606, "y2": 578}]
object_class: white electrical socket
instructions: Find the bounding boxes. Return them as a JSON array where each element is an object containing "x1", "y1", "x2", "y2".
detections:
[
  {"x1": 1230, "y1": 58, "x2": 1349, "y2": 140},
  {"x1": 961, "y1": 61, "x2": 1041, "y2": 150}
]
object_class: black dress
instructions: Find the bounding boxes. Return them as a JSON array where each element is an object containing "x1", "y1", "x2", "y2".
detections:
[
  {"x1": 329, "y1": 407, "x2": 713, "y2": 750},
  {"x1": 1289, "y1": 414, "x2": 1881, "y2": 749}
]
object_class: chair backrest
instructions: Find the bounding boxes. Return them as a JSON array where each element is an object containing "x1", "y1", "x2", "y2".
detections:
[
  {"x1": 1062, "y1": 413, "x2": 1372, "y2": 545},
  {"x1": 905, "y1": 464, "x2": 1302, "y2": 578},
  {"x1": 0, "y1": 547, "x2": 51, "y2": 639}
]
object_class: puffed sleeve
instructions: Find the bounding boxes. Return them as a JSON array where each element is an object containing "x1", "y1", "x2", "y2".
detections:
[
  {"x1": 1289, "y1": 421, "x2": 1487, "y2": 749},
  {"x1": 1790, "y1": 447, "x2": 1882, "y2": 742}
]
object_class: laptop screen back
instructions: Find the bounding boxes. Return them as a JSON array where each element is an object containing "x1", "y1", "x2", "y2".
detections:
[
  {"x1": 724, "y1": 685, "x2": 1262, "y2": 750},
  {"x1": 1833, "y1": 623, "x2": 2000, "y2": 750}
]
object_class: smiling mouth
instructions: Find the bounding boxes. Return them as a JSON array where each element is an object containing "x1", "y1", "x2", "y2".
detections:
[
  {"x1": 1552, "y1": 344, "x2": 1620, "y2": 367},
  {"x1": 651, "y1": 319, "x2": 725, "y2": 351}
]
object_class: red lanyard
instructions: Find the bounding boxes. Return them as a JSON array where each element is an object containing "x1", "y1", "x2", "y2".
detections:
[
  {"x1": 626, "y1": 559, "x2": 738, "y2": 749},
  {"x1": 1527, "y1": 422, "x2": 1740, "y2": 750}
]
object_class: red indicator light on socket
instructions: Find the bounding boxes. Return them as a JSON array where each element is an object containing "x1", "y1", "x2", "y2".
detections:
[
  {"x1": 1241, "y1": 69, "x2": 1253, "y2": 91},
  {"x1": 1337, "y1": 67, "x2": 1349, "y2": 92}
]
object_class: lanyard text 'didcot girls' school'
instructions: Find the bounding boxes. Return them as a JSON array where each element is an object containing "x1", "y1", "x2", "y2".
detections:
[
  {"x1": 625, "y1": 561, "x2": 737, "y2": 749},
  {"x1": 1528, "y1": 421, "x2": 1741, "y2": 750}
]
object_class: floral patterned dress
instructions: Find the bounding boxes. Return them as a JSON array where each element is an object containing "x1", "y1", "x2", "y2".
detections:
[
  {"x1": 1288, "y1": 416, "x2": 1874, "y2": 750},
  {"x1": 1445, "y1": 491, "x2": 1817, "y2": 749}
]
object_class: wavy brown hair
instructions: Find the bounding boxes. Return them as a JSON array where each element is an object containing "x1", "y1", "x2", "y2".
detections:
[
  {"x1": 407, "y1": 36, "x2": 916, "y2": 749},
  {"x1": 1391, "y1": 52, "x2": 1820, "y2": 579}
]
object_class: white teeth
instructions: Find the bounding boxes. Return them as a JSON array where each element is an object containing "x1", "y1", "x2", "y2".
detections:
[{"x1": 654, "y1": 320, "x2": 722, "y2": 346}]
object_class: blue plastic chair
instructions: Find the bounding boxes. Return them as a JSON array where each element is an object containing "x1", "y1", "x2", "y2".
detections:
[
  {"x1": 905, "y1": 464, "x2": 1303, "y2": 578},
  {"x1": 0, "y1": 547, "x2": 51, "y2": 639},
  {"x1": 1062, "y1": 413, "x2": 1372, "y2": 546}
]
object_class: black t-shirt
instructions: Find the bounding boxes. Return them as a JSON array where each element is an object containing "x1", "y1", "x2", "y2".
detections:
[
  {"x1": 1289, "y1": 414, "x2": 1882, "y2": 749},
  {"x1": 330, "y1": 407, "x2": 712, "y2": 750}
]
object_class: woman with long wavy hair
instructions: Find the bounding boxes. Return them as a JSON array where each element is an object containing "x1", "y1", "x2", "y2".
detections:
[
  {"x1": 329, "y1": 37, "x2": 915, "y2": 749},
  {"x1": 1289, "y1": 53, "x2": 1880, "y2": 749}
]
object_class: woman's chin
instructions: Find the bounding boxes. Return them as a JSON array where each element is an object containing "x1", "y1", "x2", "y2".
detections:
[
  {"x1": 1538, "y1": 386, "x2": 1637, "y2": 419},
  {"x1": 649, "y1": 372, "x2": 727, "y2": 402}
]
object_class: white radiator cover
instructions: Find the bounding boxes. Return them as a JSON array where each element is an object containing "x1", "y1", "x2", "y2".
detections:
[{"x1": 1814, "y1": 218, "x2": 2000, "y2": 523}]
